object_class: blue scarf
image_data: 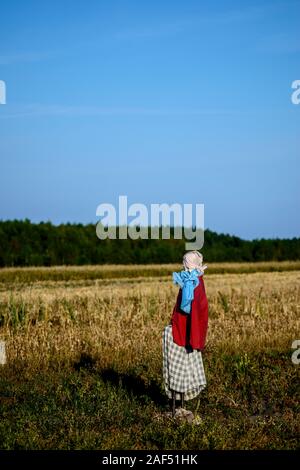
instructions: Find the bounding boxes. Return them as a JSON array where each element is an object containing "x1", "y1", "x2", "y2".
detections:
[{"x1": 172, "y1": 269, "x2": 203, "y2": 314}]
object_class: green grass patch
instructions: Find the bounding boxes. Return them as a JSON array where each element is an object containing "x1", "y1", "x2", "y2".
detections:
[{"x1": 0, "y1": 350, "x2": 298, "y2": 450}]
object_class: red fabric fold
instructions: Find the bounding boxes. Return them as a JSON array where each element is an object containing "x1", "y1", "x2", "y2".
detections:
[{"x1": 171, "y1": 275, "x2": 208, "y2": 351}]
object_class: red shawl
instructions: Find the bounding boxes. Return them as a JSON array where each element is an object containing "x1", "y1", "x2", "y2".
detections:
[{"x1": 171, "y1": 275, "x2": 208, "y2": 351}]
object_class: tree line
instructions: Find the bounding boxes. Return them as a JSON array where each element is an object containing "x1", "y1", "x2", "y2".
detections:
[{"x1": 0, "y1": 219, "x2": 299, "y2": 267}]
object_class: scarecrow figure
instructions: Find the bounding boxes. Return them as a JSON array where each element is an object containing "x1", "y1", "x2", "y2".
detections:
[{"x1": 162, "y1": 251, "x2": 208, "y2": 417}]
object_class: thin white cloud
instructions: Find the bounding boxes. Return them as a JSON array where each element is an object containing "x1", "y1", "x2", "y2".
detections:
[
  {"x1": 257, "y1": 32, "x2": 300, "y2": 54},
  {"x1": 0, "y1": 50, "x2": 59, "y2": 65},
  {"x1": 113, "y1": 1, "x2": 300, "y2": 42},
  {"x1": 1, "y1": 1, "x2": 298, "y2": 64},
  {"x1": 0, "y1": 103, "x2": 238, "y2": 118},
  {"x1": 113, "y1": 6, "x2": 266, "y2": 41}
]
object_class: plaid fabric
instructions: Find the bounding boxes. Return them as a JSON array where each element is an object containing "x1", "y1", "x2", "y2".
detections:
[{"x1": 162, "y1": 324, "x2": 206, "y2": 401}]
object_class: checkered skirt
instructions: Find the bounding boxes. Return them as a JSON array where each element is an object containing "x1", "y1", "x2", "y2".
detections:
[{"x1": 162, "y1": 324, "x2": 206, "y2": 401}]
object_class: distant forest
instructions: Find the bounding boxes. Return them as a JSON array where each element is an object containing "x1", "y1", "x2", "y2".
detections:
[{"x1": 0, "y1": 219, "x2": 299, "y2": 267}]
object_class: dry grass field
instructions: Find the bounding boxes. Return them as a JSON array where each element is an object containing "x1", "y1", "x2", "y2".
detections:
[{"x1": 0, "y1": 262, "x2": 299, "y2": 449}]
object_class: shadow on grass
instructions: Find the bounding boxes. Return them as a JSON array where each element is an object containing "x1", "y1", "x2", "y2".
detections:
[
  {"x1": 73, "y1": 353, "x2": 97, "y2": 371},
  {"x1": 99, "y1": 367, "x2": 169, "y2": 408},
  {"x1": 73, "y1": 353, "x2": 171, "y2": 409}
]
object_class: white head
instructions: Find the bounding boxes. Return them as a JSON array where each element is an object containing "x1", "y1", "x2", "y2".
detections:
[{"x1": 183, "y1": 251, "x2": 207, "y2": 272}]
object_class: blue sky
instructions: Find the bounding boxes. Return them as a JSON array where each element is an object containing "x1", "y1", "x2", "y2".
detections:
[{"x1": 0, "y1": 0, "x2": 299, "y2": 239}]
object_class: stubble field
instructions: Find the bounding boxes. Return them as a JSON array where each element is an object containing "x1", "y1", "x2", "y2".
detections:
[{"x1": 0, "y1": 262, "x2": 299, "y2": 449}]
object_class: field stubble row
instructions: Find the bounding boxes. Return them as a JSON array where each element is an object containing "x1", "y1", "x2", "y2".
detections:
[{"x1": 0, "y1": 269, "x2": 299, "y2": 372}]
